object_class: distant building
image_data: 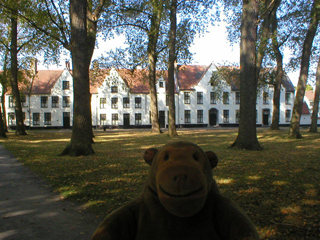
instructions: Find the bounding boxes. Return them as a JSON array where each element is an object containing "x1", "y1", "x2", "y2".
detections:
[
  {"x1": 4, "y1": 63, "x2": 308, "y2": 129},
  {"x1": 304, "y1": 90, "x2": 320, "y2": 125}
]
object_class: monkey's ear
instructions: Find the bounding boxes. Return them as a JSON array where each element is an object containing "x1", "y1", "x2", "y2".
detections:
[
  {"x1": 206, "y1": 151, "x2": 218, "y2": 169},
  {"x1": 144, "y1": 148, "x2": 158, "y2": 165}
]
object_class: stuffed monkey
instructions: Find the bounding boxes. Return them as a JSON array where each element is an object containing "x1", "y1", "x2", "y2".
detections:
[{"x1": 92, "y1": 141, "x2": 259, "y2": 240}]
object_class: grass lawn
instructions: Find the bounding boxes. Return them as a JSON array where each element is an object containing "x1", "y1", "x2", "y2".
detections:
[{"x1": 1, "y1": 128, "x2": 319, "y2": 239}]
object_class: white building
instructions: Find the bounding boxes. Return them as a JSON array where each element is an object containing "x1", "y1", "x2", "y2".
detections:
[
  {"x1": 304, "y1": 90, "x2": 320, "y2": 125},
  {"x1": 5, "y1": 63, "x2": 302, "y2": 129}
]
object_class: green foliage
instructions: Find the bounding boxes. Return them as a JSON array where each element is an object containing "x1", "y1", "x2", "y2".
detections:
[
  {"x1": 209, "y1": 70, "x2": 229, "y2": 101},
  {"x1": 306, "y1": 84, "x2": 314, "y2": 91},
  {"x1": 98, "y1": 0, "x2": 219, "y2": 69},
  {"x1": 1, "y1": 128, "x2": 320, "y2": 239},
  {"x1": 209, "y1": 65, "x2": 270, "y2": 99}
]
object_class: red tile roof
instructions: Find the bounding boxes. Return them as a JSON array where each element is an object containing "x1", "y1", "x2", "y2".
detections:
[
  {"x1": 305, "y1": 90, "x2": 314, "y2": 101},
  {"x1": 176, "y1": 65, "x2": 209, "y2": 90},
  {"x1": 6, "y1": 65, "x2": 295, "y2": 97},
  {"x1": 30, "y1": 70, "x2": 64, "y2": 94},
  {"x1": 302, "y1": 102, "x2": 310, "y2": 114}
]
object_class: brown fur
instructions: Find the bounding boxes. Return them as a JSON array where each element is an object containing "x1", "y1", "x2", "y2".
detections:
[{"x1": 92, "y1": 141, "x2": 259, "y2": 240}]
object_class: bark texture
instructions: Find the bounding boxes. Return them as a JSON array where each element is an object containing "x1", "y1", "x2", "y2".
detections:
[
  {"x1": 61, "y1": 0, "x2": 94, "y2": 156},
  {"x1": 289, "y1": 0, "x2": 319, "y2": 138},
  {"x1": 231, "y1": 0, "x2": 262, "y2": 150}
]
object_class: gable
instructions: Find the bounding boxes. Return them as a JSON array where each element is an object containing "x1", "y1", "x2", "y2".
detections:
[{"x1": 176, "y1": 65, "x2": 210, "y2": 90}]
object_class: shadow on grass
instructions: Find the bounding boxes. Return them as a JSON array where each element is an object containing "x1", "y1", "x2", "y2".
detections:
[{"x1": 1, "y1": 128, "x2": 319, "y2": 239}]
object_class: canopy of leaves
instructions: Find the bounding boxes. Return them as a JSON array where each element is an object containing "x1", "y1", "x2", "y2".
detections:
[{"x1": 98, "y1": 0, "x2": 219, "y2": 70}]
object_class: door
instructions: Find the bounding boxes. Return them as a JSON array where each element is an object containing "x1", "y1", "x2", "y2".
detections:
[
  {"x1": 209, "y1": 109, "x2": 218, "y2": 126},
  {"x1": 159, "y1": 111, "x2": 165, "y2": 128},
  {"x1": 263, "y1": 109, "x2": 270, "y2": 126},
  {"x1": 123, "y1": 114, "x2": 130, "y2": 129},
  {"x1": 63, "y1": 112, "x2": 70, "y2": 128}
]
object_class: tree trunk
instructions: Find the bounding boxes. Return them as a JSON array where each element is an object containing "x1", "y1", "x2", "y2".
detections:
[
  {"x1": 0, "y1": 99, "x2": 7, "y2": 138},
  {"x1": 256, "y1": 0, "x2": 272, "y2": 78},
  {"x1": 230, "y1": 0, "x2": 262, "y2": 150},
  {"x1": 147, "y1": 3, "x2": 162, "y2": 134},
  {"x1": 270, "y1": 0, "x2": 283, "y2": 130},
  {"x1": 10, "y1": 8, "x2": 27, "y2": 135},
  {"x1": 1, "y1": 92, "x2": 8, "y2": 132},
  {"x1": 61, "y1": 0, "x2": 94, "y2": 156},
  {"x1": 289, "y1": 0, "x2": 319, "y2": 138},
  {"x1": 168, "y1": 0, "x2": 178, "y2": 137},
  {"x1": 1, "y1": 53, "x2": 9, "y2": 132},
  {"x1": 310, "y1": 55, "x2": 320, "y2": 132}
]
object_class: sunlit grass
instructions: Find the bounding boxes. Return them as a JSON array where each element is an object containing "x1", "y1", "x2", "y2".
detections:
[{"x1": 1, "y1": 127, "x2": 320, "y2": 239}]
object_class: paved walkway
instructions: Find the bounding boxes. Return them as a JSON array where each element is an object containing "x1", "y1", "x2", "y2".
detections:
[{"x1": 0, "y1": 145, "x2": 103, "y2": 240}]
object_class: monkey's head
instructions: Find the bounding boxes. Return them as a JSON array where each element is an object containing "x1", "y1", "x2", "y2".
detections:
[{"x1": 144, "y1": 141, "x2": 218, "y2": 218}]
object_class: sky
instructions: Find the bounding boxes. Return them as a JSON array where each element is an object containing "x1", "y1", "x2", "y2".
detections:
[{"x1": 39, "y1": 22, "x2": 300, "y2": 86}]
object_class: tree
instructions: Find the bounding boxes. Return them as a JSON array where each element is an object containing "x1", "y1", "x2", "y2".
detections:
[
  {"x1": 270, "y1": 0, "x2": 284, "y2": 130},
  {"x1": 101, "y1": 0, "x2": 216, "y2": 134},
  {"x1": 0, "y1": 0, "x2": 61, "y2": 135},
  {"x1": 167, "y1": 0, "x2": 178, "y2": 137},
  {"x1": 2, "y1": 0, "x2": 110, "y2": 155},
  {"x1": 147, "y1": 0, "x2": 164, "y2": 134},
  {"x1": 289, "y1": 0, "x2": 319, "y2": 139},
  {"x1": 9, "y1": 4, "x2": 27, "y2": 135},
  {"x1": 310, "y1": 55, "x2": 320, "y2": 132},
  {"x1": 0, "y1": 41, "x2": 10, "y2": 133},
  {"x1": 230, "y1": 0, "x2": 262, "y2": 150},
  {"x1": 61, "y1": 0, "x2": 94, "y2": 155}
]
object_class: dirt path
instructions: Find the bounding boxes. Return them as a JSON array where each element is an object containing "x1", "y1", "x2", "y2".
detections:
[{"x1": 0, "y1": 145, "x2": 103, "y2": 240}]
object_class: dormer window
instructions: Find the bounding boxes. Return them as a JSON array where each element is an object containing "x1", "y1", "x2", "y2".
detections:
[
  {"x1": 62, "y1": 81, "x2": 70, "y2": 90},
  {"x1": 111, "y1": 86, "x2": 118, "y2": 93},
  {"x1": 159, "y1": 81, "x2": 164, "y2": 88}
]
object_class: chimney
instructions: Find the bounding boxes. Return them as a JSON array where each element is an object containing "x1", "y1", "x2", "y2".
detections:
[
  {"x1": 65, "y1": 60, "x2": 70, "y2": 70},
  {"x1": 30, "y1": 58, "x2": 38, "y2": 76}
]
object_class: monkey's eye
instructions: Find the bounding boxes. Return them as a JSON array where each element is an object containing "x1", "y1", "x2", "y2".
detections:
[
  {"x1": 164, "y1": 154, "x2": 169, "y2": 161},
  {"x1": 193, "y1": 153, "x2": 199, "y2": 161}
]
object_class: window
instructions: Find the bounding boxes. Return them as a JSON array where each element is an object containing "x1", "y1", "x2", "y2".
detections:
[
  {"x1": 33, "y1": 113, "x2": 40, "y2": 125},
  {"x1": 236, "y1": 92, "x2": 240, "y2": 104},
  {"x1": 111, "y1": 86, "x2": 118, "y2": 93},
  {"x1": 236, "y1": 110, "x2": 240, "y2": 123},
  {"x1": 135, "y1": 97, "x2": 142, "y2": 108},
  {"x1": 62, "y1": 81, "x2": 70, "y2": 90},
  {"x1": 197, "y1": 92, "x2": 203, "y2": 104},
  {"x1": 184, "y1": 110, "x2": 191, "y2": 123},
  {"x1": 285, "y1": 92, "x2": 291, "y2": 105},
  {"x1": 9, "y1": 96, "x2": 14, "y2": 108},
  {"x1": 111, "y1": 97, "x2": 118, "y2": 109},
  {"x1": 112, "y1": 114, "x2": 118, "y2": 125},
  {"x1": 223, "y1": 110, "x2": 229, "y2": 123},
  {"x1": 263, "y1": 92, "x2": 269, "y2": 104},
  {"x1": 223, "y1": 92, "x2": 229, "y2": 104},
  {"x1": 8, "y1": 112, "x2": 15, "y2": 125},
  {"x1": 135, "y1": 113, "x2": 142, "y2": 125},
  {"x1": 100, "y1": 98, "x2": 107, "y2": 109},
  {"x1": 285, "y1": 110, "x2": 291, "y2": 122},
  {"x1": 41, "y1": 96, "x2": 48, "y2": 108},
  {"x1": 123, "y1": 97, "x2": 130, "y2": 108},
  {"x1": 52, "y1": 96, "x2": 59, "y2": 108},
  {"x1": 210, "y1": 92, "x2": 216, "y2": 104},
  {"x1": 63, "y1": 96, "x2": 70, "y2": 108},
  {"x1": 197, "y1": 110, "x2": 203, "y2": 123},
  {"x1": 166, "y1": 95, "x2": 169, "y2": 106},
  {"x1": 44, "y1": 112, "x2": 51, "y2": 125},
  {"x1": 159, "y1": 81, "x2": 164, "y2": 88},
  {"x1": 184, "y1": 92, "x2": 190, "y2": 104},
  {"x1": 21, "y1": 95, "x2": 27, "y2": 107},
  {"x1": 100, "y1": 114, "x2": 107, "y2": 125}
]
